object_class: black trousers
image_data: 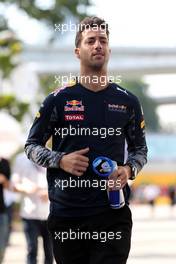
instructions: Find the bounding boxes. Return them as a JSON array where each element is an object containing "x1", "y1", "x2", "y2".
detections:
[{"x1": 48, "y1": 205, "x2": 132, "y2": 264}]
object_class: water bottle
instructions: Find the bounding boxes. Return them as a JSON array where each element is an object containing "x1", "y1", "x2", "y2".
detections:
[{"x1": 92, "y1": 156, "x2": 125, "y2": 209}]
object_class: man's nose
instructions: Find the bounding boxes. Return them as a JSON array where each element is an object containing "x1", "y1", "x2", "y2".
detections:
[{"x1": 94, "y1": 40, "x2": 102, "y2": 49}]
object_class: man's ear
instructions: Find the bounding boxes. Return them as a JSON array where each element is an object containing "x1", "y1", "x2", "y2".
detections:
[{"x1": 75, "y1": 48, "x2": 80, "y2": 59}]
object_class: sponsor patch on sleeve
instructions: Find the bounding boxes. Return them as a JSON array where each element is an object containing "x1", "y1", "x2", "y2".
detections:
[
  {"x1": 140, "y1": 120, "x2": 145, "y2": 129},
  {"x1": 35, "y1": 112, "x2": 41, "y2": 118}
]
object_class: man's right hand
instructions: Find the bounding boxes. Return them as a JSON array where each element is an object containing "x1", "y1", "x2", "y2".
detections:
[{"x1": 59, "y1": 147, "x2": 89, "y2": 176}]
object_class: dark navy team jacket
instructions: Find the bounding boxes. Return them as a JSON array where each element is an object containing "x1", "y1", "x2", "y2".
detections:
[{"x1": 25, "y1": 82, "x2": 148, "y2": 217}]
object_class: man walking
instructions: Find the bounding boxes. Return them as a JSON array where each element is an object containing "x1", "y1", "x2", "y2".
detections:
[{"x1": 25, "y1": 16, "x2": 148, "y2": 264}]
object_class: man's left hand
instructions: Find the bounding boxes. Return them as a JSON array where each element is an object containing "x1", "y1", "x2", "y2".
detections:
[{"x1": 108, "y1": 165, "x2": 131, "y2": 189}]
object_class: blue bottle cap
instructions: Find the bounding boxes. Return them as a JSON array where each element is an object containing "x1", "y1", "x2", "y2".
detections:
[{"x1": 92, "y1": 156, "x2": 114, "y2": 177}]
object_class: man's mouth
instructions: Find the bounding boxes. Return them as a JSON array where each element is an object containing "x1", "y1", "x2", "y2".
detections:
[{"x1": 93, "y1": 53, "x2": 104, "y2": 57}]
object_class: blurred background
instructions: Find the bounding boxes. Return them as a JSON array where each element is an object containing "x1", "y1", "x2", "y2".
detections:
[{"x1": 0, "y1": 0, "x2": 176, "y2": 263}]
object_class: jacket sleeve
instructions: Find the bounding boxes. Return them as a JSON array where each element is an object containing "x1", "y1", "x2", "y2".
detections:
[
  {"x1": 24, "y1": 93, "x2": 65, "y2": 168},
  {"x1": 124, "y1": 96, "x2": 148, "y2": 174}
]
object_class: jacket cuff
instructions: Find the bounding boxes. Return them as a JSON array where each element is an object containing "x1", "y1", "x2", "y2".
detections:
[{"x1": 50, "y1": 152, "x2": 66, "y2": 168}]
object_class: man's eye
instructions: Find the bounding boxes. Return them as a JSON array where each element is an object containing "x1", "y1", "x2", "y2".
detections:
[
  {"x1": 101, "y1": 40, "x2": 107, "y2": 44},
  {"x1": 88, "y1": 40, "x2": 94, "y2": 44}
]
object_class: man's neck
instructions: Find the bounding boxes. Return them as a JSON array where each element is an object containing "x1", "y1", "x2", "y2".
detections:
[{"x1": 79, "y1": 67, "x2": 109, "y2": 92}]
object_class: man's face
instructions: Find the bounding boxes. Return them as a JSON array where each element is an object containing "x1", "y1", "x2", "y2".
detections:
[{"x1": 75, "y1": 28, "x2": 111, "y2": 70}]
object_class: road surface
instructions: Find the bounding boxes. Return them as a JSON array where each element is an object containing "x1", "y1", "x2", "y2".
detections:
[{"x1": 3, "y1": 205, "x2": 176, "y2": 264}]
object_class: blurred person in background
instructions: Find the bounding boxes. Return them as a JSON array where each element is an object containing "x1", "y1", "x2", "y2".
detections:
[
  {"x1": 168, "y1": 185, "x2": 176, "y2": 217},
  {"x1": 168, "y1": 185, "x2": 175, "y2": 206},
  {"x1": 3, "y1": 188, "x2": 18, "y2": 246},
  {"x1": 143, "y1": 184, "x2": 160, "y2": 216},
  {"x1": 12, "y1": 152, "x2": 53, "y2": 264},
  {"x1": 0, "y1": 157, "x2": 10, "y2": 263}
]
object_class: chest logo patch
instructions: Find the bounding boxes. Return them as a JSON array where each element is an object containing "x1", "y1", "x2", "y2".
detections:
[
  {"x1": 108, "y1": 104, "x2": 127, "y2": 112},
  {"x1": 64, "y1": 114, "x2": 84, "y2": 121},
  {"x1": 64, "y1": 100, "x2": 84, "y2": 112}
]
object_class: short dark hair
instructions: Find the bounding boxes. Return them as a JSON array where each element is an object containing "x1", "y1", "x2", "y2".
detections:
[{"x1": 75, "y1": 16, "x2": 109, "y2": 47}]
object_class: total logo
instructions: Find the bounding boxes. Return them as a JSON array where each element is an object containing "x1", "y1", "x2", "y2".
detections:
[
  {"x1": 65, "y1": 114, "x2": 84, "y2": 121},
  {"x1": 64, "y1": 100, "x2": 84, "y2": 112}
]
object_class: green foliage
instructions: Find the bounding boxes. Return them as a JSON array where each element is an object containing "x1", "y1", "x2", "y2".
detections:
[
  {"x1": 0, "y1": 0, "x2": 91, "y2": 40},
  {"x1": 0, "y1": 94, "x2": 29, "y2": 122},
  {"x1": 0, "y1": 15, "x2": 8, "y2": 31},
  {"x1": 121, "y1": 79, "x2": 160, "y2": 131},
  {"x1": 0, "y1": 0, "x2": 91, "y2": 121},
  {"x1": 39, "y1": 74, "x2": 58, "y2": 96},
  {"x1": 0, "y1": 31, "x2": 26, "y2": 120},
  {"x1": 0, "y1": 31, "x2": 22, "y2": 78}
]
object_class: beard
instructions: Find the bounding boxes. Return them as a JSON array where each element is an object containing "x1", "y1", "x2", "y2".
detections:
[{"x1": 88, "y1": 56, "x2": 108, "y2": 71}]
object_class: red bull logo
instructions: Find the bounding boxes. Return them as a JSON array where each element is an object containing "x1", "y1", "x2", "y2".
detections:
[
  {"x1": 67, "y1": 100, "x2": 82, "y2": 106},
  {"x1": 64, "y1": 100, "x2": 84, "y2": 111}
]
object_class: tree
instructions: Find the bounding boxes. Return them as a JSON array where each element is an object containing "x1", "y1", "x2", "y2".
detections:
[
  {"x1": 0, "y1": 94, "x2": 29, "y2": 122},
  {"x1": 121, "y1": 79, "x2": 160, "y2": 131},
  {"x1": 0, "y1": 28, "x2": 29, "y2": 122},
  {"x1": 0, "y1": 30, "x2": 22, "y2": 78},
  {"x1": 0, "y1": 0, "x2": 91, "y2": 40},
  {"x1": 0, "y1": 0, "x2": 91, "y2": 121}
]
